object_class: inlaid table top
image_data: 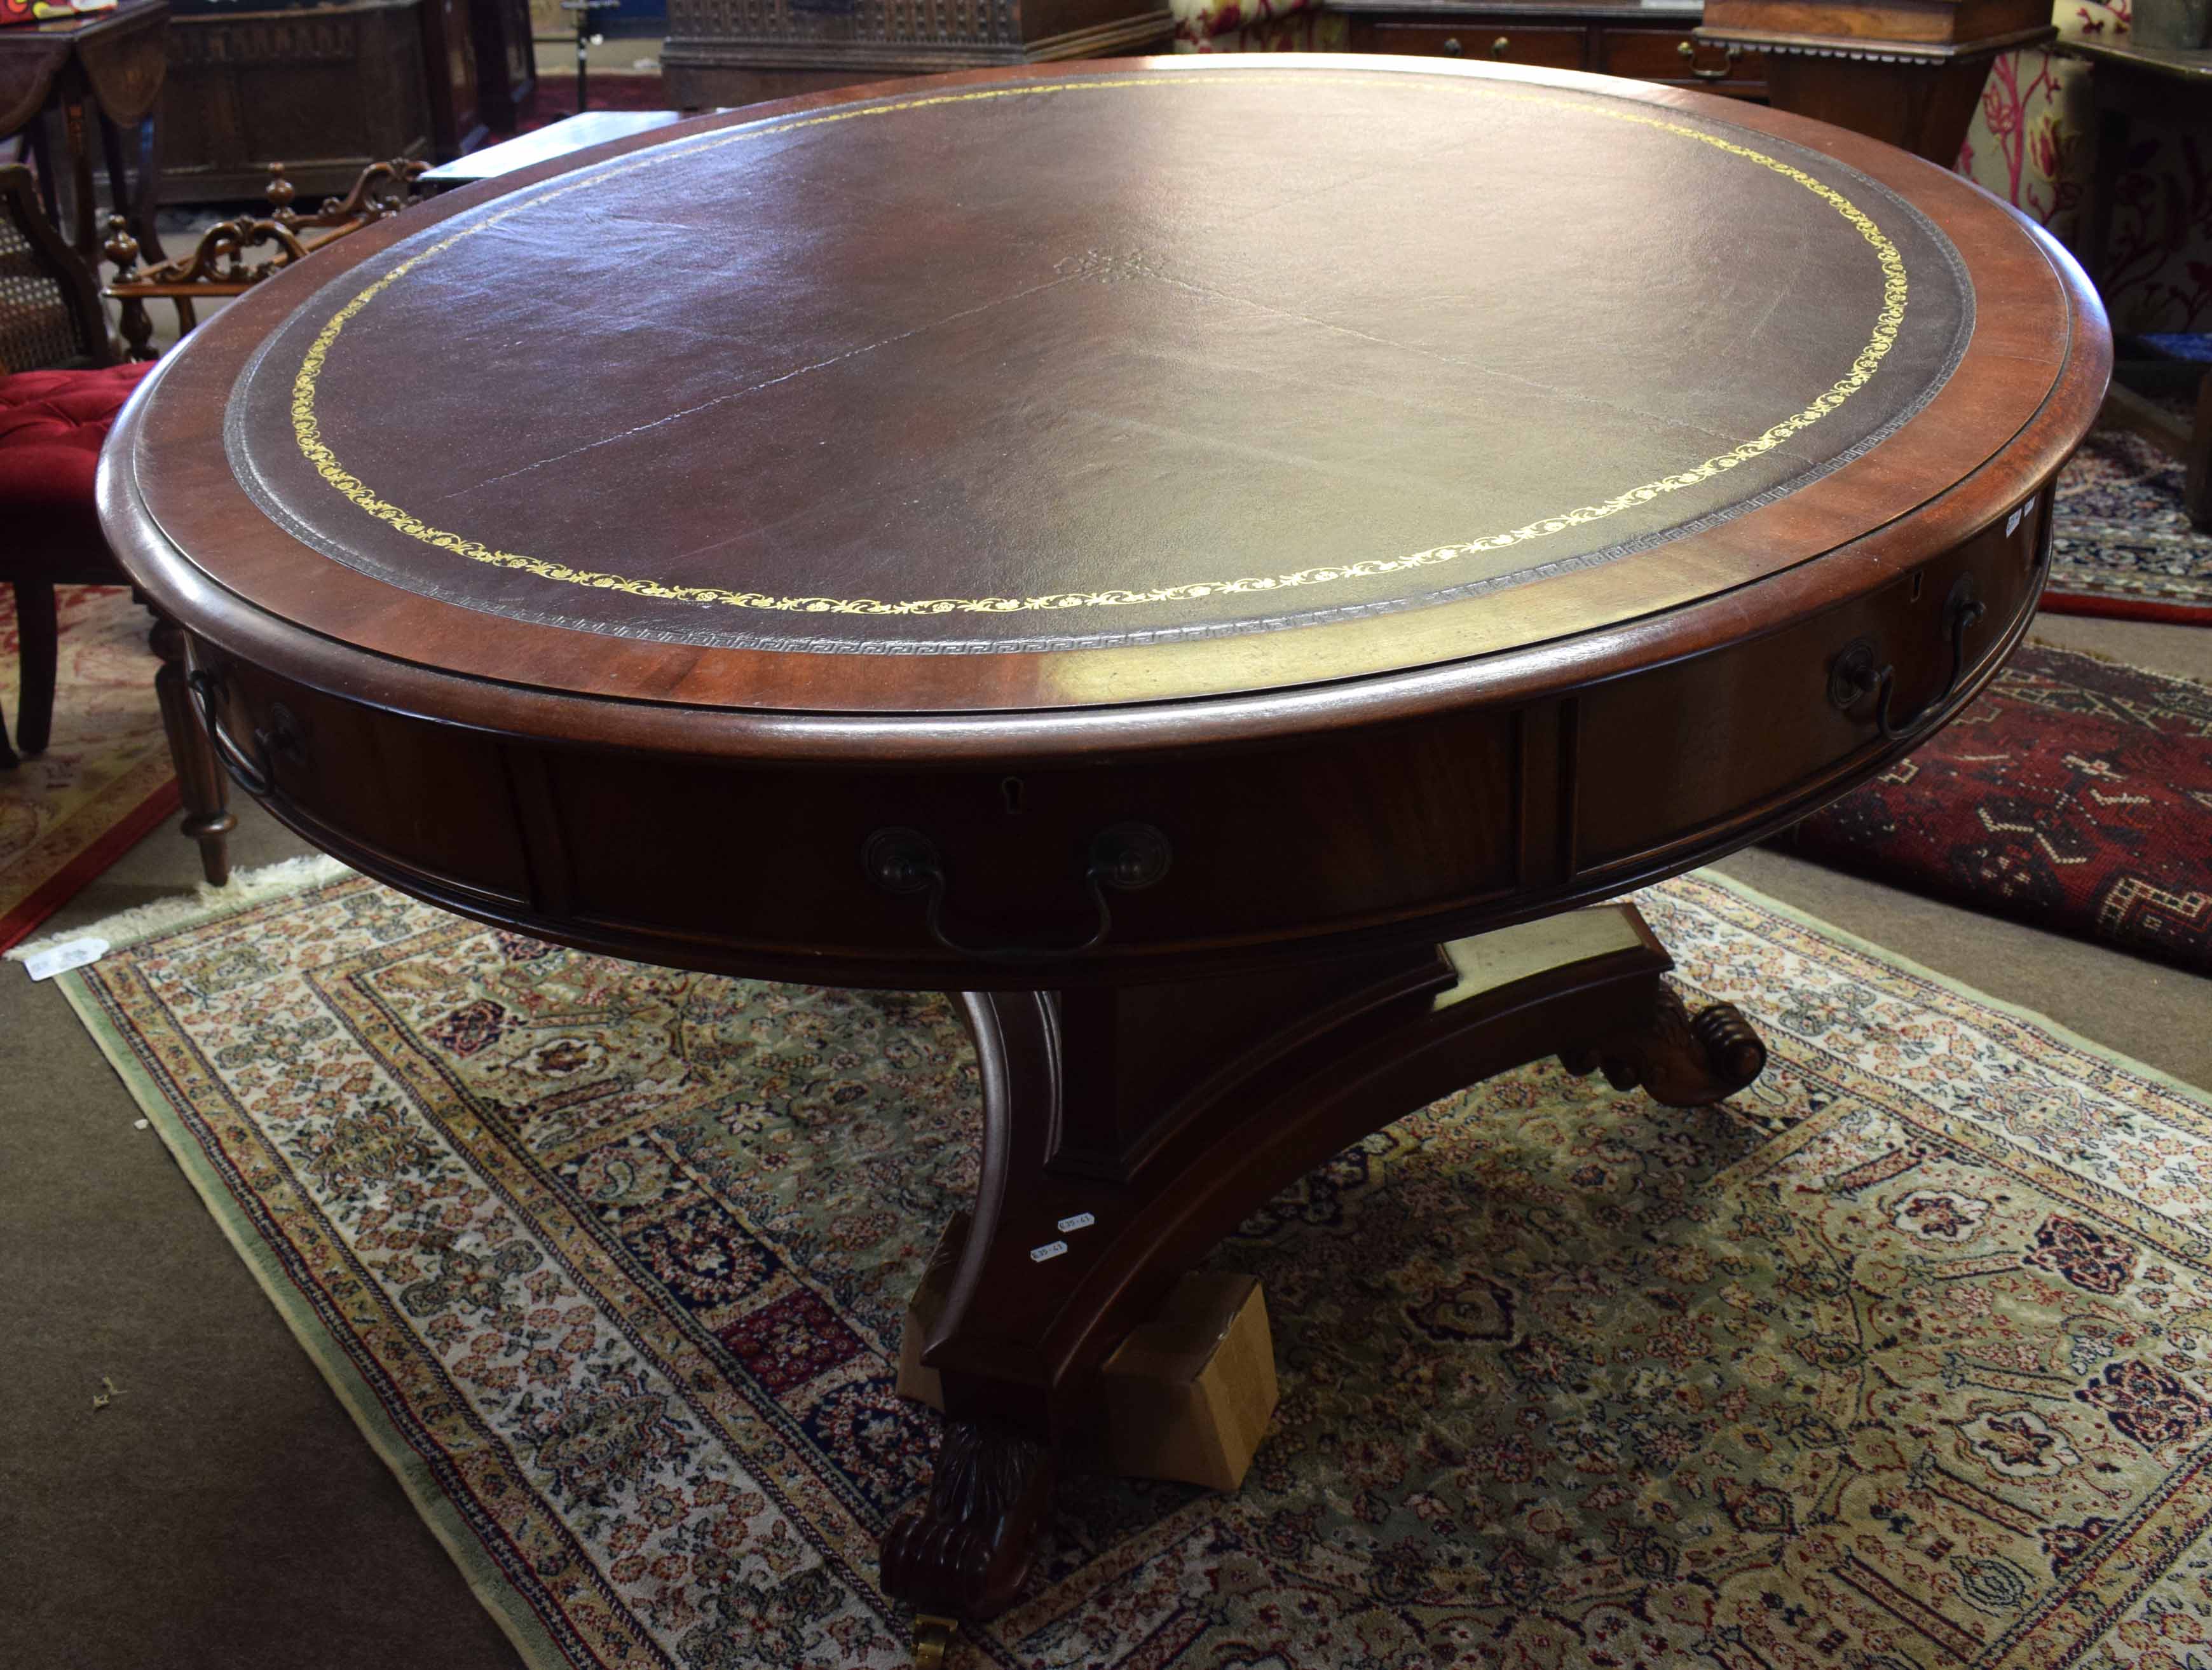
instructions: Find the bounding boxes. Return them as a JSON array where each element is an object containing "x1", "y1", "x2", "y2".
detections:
[{"x1": 109, "y1": 56, "x2": 2096, "y2": 738}]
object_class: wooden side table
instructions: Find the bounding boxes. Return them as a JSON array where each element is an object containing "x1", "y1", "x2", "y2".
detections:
[
  {"x1": 0, "y1": 0, "x2": 170, "y2": 270},
  {"x1": 2067, "y1": 39, "x2": 2212, "y2": 530},
  {"x1": 1696, "y1": 0, "x2": 2056, "y2": 165}
]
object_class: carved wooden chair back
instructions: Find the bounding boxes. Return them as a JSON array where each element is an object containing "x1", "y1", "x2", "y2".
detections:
[{"x1": 104, "y1": 157, "x2": 428, "y2": 360}]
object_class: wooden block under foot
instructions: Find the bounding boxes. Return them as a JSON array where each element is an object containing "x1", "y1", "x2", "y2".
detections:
[{"x1": 896, "y1": 1214, "x2": 1278, "y2": 1493}]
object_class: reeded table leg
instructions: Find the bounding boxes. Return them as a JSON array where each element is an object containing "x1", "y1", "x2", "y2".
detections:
[
  {"x1": 146, "y1": 606, "x2": 236, "y2": 886},
  {"x1": 880, "y1": 904, "x2": 1767, "y2": 1652}
]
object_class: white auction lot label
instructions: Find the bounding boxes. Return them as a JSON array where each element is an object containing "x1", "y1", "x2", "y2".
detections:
[{"x1": 20, "y1": 936, "x2": 107, "y2": 982}]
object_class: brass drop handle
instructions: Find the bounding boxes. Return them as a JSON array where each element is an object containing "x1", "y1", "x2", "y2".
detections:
[
  {"x1": 1491, "y1": 34, "x2": 1511, "y2": 56},
  {"x1": 1677, "y1": 38, "x2": 1741, "y2": 79},
  {"x1": 1827, "y1": 575, "x2": 1988, "y2": 744},
  {"x1": 1440, "y1": 34, "x2": 1463, "y2": 54},
  {"x1": 187, "y1": 667, "x2": 301, "y2": 796},
  {"x1": 864, "y1": 822, "x2": 1171, "y2": 962}
]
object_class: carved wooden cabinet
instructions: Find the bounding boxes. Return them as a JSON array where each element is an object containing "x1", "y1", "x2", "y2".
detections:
[
  {"x1": 660, "y1": 0, "x2": 1177, "y2": 112},
  {"x1": 470, "y1": 0, "x2": 535, "y2": 133},
  {"x1": 1340, "y1": 0, "x2": 1770, "y2": 99},
  {"x1": 422, "y1": 0, "x2": 488, "y2": 154},
  {"x1": 160, "y1": 0, "x2": 489, "y2": 203}
]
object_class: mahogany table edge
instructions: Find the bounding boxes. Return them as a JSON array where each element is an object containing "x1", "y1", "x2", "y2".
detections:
[{"x1": 104, "y1": 56, "x2": 2103, "y2": 742}]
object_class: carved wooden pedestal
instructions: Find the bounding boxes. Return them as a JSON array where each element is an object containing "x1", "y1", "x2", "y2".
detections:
[{"x1": 879, "y1": 903, "x2": 1766, "y2": 1657}]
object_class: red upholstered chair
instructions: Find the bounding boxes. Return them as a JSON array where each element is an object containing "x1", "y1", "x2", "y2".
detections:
[{"x1": 1, "y1": 163, "x2": 233, "y2": 882}]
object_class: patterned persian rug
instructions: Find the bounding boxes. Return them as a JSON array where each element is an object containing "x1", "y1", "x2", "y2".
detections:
[
  {"x1": 1777, "y1": 643, "x2": 2212, "y2": 975},
  {"x1": 2045, "y1": 420, "x2": 2212, "y2": 625},
  {"x1": 0, "y1": 585, "x2": 177, "y2": 950},
  {"x1": 36, "y1": 863, "x2": 2212, "y2": 1670}
]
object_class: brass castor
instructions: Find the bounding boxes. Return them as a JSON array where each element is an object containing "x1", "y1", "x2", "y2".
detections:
[{"x1": 913, "y1": 1615, "x2": 959, "y2": 1667}]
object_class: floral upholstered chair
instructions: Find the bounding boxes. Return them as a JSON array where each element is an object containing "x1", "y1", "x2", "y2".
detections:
[
  {"x1": 1171, "y1": 0, "x2": 1348, "y2": 53},
  {"x1": 1962, "y1": 0, "x2": 2211, "y2": 334}
]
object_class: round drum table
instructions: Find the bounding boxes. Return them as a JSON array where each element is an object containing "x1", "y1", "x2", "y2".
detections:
[{"x1": 101, "y1": 54, "x2": 2106, "y2": 1659}]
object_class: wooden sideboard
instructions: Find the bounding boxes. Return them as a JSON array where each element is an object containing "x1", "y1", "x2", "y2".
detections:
[
  {"x1": 660, "y1": 0, "x2": 1176, "y2": 112},
  {"x1": 1697, "y1": 0, "x2": 2055, "y2": 162},
  {"x1": 1339, "y1": 0, "x2": 1769, "y2": 99}
]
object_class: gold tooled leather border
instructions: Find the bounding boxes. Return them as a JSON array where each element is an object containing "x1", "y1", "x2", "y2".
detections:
[{"x1": 284, "y1": 74, "x2": 1909, "y2": 619}]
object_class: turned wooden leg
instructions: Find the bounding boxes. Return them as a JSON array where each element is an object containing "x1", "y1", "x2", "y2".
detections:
[
  {"x1": 12, "y1": 582, "x2": 57, "y2": 756},
  {"x1": 146, "y1": 606, "x2": 236, "y2": 886},
  {"x1": 1559, "y1": 980, "x2": 1767, "y2": 1107}
]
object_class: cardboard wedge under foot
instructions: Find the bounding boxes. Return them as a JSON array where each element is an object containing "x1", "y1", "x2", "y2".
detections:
[{"x1": 896, "y1": 1214, "x2": 1278, "y2": 1493}]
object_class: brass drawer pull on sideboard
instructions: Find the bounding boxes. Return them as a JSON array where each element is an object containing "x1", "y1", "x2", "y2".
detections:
[
  {"x1": 864, "y1": 821, "x2": 1172, "y2": 962},
  {"x1": 1440, "y1": 34, "x2": 1463, "y2": 53},
  {"x1": 1677, "y1": 39, "x2": 1742, "y2": 79},
  {"x1": 1826, "y1": 575, "x2": 1989, "y2": 743},
  {"x1": 187, "y1": 667, "x2": 300, "y2": 796},
  {"x1": 1490, "y1": 34, "x2": 1510, "y2": 56}
]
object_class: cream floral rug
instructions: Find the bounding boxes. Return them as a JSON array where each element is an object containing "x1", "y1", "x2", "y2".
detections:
[{"x1": 30, "y1": 864, "x2": 2212, "y2": 1669}]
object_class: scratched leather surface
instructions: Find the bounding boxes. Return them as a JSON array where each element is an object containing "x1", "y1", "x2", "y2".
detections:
[{"x1": 222, "y1": 68, "x2": 1975, "y2": 655}]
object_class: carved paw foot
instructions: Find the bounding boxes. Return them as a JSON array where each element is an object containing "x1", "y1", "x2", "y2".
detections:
[
  {"x1": 882, "y1": 1419, "x2": 1056, "y2": 1626},
  {"x1": 1560, "y1": 983, "x2": 1766, "y2": 1107}
]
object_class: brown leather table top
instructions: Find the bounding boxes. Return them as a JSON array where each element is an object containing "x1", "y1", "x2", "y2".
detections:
[
  {"x1": 110, "y1": 57, "x2": 2096, "y2": 722},
  {"x1": 217, "y1": 62, "x2": 1974, "y2": 655}
]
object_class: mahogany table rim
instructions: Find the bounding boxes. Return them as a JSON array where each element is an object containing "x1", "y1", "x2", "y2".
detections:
[
  {"x1": 206, "y1": 566, "x2": 2047, "y2": 995},
  {"x1": 106, "y1": 384, "x2": 2082, "y2": 777},
  {"x1": 105, "y1": 367, "x2": 2102, "y2": 774},
  {"x1": 100, "y1": 55, "x2": 2106, "y2": 760}
]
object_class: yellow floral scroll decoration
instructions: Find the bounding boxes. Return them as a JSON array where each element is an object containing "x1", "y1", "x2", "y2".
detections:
[{"x1": 289, "y1": 74, "x2": 1910, "y2": 619}]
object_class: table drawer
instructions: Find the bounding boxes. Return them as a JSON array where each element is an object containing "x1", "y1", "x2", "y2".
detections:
[
  {"x1": 1367, "y1": 22, "x2": 1588, "y2": 68},
  {"x1": 1599, "y1": 27, "x2": 1766, "y2": 88}
]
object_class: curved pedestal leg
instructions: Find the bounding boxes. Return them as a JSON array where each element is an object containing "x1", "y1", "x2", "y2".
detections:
[
  {"x1": 879, "y1": 905, "x2": 1768, "y2": 1656},
  {"x1": 146, "y1": 606, "x2": 236, "y2": 886}
]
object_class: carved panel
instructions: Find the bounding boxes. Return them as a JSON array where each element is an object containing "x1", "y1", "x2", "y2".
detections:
[
  {"x1": 667, "y1": 0, "x2": 1131, "y2": 53},
  {"x1": 161, "y1": 2, "x2": 435, "y2": 203}
]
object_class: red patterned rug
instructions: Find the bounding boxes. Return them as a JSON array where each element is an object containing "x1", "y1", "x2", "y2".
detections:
[
  {"x1": 1776, "y1": 643, "x2": 2212, "y2": 973},
  {"x1": 0, "y1": 585, "x2": 177, "y2": 951}
]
